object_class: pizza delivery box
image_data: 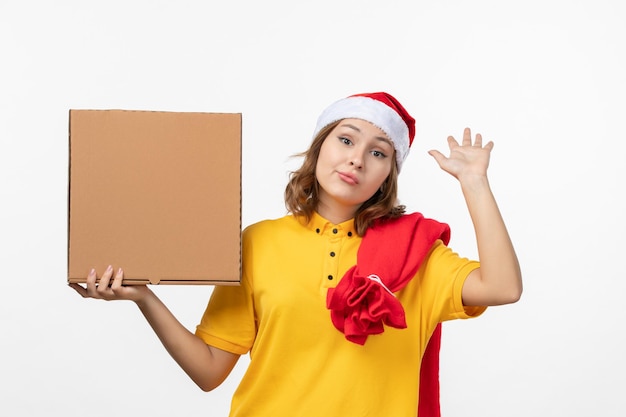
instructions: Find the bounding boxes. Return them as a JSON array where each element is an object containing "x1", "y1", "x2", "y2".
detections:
[{"x1": 67, "y1": 110, "x2": 241, "y2": 285}]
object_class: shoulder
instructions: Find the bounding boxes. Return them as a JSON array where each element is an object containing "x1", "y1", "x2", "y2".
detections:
[
  {"x1": 420, "y1": 240, "x2": 479, "y2": 280},
  {"x1": 375, "y1": 212, "x2": 446, "y2": 228},
  {"x1": 370, "y1": 212, "x2": 450, "y2": 245},
  {"x1": 243, "y1": 214, "x2": 301, "y2": 240}
]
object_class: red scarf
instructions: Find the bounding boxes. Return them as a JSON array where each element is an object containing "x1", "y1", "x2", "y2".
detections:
[{"x1": 326, "y1": 212, "x2": 450, "y2": 417}]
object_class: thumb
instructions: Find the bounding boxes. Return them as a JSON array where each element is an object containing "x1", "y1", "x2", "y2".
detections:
[{"x1": 428, "y1": 150, "x2": 446, "y2": 167}]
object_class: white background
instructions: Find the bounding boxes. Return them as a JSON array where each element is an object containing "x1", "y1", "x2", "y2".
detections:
[{"x1": 1, "y1": 0, "x2": 625, "y2": 416}]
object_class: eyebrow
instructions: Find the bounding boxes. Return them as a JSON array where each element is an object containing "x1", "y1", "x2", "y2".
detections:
[{"x1": 340, "y1": 123, "x2": 393, "y2": 147}]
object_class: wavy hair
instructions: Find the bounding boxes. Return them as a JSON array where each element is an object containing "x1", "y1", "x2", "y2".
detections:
[{"x1": 284, "y1": 120, "x2": 405, "y2": 236}]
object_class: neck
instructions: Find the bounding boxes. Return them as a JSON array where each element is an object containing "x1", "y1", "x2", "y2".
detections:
[{"x1": 316, "y1": 201, "x2": 358, "y2": 225}]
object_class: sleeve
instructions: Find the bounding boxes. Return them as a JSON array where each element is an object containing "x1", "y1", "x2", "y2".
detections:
[
  {"x1": 194, "y1": 279, "x2": 256, "y2": 355},
  {"x1": 194, "y1": 228, "x2": 257, "y2": 355},
  {"x1": 417, "y1": 240, "x2": 487, "y2": 322}
]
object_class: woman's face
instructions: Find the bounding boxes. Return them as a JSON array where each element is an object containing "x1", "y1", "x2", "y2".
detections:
[{"x1": 315, "y1": 118, "x2": 394, "y2": 220}]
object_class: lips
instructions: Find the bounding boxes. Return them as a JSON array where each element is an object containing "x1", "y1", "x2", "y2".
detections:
[{"x1": 338, "y1": 171, "x2": 359, "y2": 185}]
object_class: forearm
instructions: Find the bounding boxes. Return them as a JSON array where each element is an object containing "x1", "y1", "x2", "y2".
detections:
[
  {"x1": 71, "y1": 267, "x2": 236, "y2": 390},
  {"x1": 461, "y1": 175, "x2": 522, "y2": 305},
  {"x1": 135, "y1": 291, "x2": 233, "y2": 391}
]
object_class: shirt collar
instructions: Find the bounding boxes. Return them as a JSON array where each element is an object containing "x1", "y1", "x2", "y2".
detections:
[{"x1": 303, "y1": 211, "x2": 356, "y2": 237}]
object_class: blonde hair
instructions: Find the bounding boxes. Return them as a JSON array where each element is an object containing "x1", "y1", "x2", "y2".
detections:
[{"x1": 284, "y1": 121, "x2": 405, "y2": 236}]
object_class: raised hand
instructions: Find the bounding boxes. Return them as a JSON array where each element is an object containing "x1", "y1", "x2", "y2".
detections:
[{"x1": 428, "y1": 127, "x2": 493, "y2": 182}]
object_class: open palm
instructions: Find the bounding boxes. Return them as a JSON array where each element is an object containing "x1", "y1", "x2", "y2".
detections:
[{"x1": 428, "y1": 127, "x2": 493, "y2": 181}]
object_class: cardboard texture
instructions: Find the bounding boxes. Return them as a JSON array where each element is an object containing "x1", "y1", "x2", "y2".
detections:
[{"x1": 68, "y1": 110, "x2": 241, "y2": 285}]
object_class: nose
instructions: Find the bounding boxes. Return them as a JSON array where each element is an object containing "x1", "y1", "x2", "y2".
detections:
[
  {"x1": 349, "y1": 159, "x2": 362, "y2": 169},
  {"x1": 349, "y1": 151, "x2": 363, "y2": 169}
]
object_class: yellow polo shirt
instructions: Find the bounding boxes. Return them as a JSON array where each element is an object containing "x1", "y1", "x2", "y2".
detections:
[{"x1": 195, "y1": 212, "x2": 485, "y2": 417}]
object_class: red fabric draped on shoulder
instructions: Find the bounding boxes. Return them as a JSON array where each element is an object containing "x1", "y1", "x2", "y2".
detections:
[{"x1": 327, "y1": 212, "x2": 450, "y2": 343}]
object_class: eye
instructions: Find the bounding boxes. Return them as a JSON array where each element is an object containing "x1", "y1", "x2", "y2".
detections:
[
  {"x1": 339, "y1": 136, "x2": 353, "y2": 146},
  {"x1": 371, "y1": 150, "x2": 387, "y2": 158}
]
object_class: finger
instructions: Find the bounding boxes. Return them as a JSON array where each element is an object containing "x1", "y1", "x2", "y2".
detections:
[
  {"x1": 428, "y1": 149, "x2": 446, "y2": 166},
  {"x1": 447, "y1": 135, "x2": 459, "y2": 149},
  {"x1": 110, "y1": 268, "x2": 124, "y2": 292},
  {"x1": 85, "y1": 268, "x2": 99, "y2": 298},
  {"x1": 484, "y1": 140, "x2": 494, "y2": 151},
  {"x1": 462, "y1": 128, "x2": 471, "y2": 146},
  {"x1": 97, "y1": 265, "x2": 114, "y2": 296},
  {"x1": 474, "y1": 133, "x2": 483, "y2": 147}
]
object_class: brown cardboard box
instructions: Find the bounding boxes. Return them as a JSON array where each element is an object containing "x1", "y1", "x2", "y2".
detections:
[{"x1": 68, "y1": 110, "x2": 241, "y2": 285}]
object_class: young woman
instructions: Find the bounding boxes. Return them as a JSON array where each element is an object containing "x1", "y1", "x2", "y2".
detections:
[{"x1": 71, "y1": 92, "x2": 522, "y2": 416}]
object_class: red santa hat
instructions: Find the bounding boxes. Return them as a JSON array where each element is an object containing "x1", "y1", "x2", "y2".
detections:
[{"x1": 313, "y1": 92, "x2": 416, "y2": 171}]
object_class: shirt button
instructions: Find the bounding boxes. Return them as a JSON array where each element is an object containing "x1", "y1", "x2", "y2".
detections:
[
  {"x1": 327, "y1": 275, "x2": 333, "y2": 280},
  {"x1": 316, "y1": 228, "x2": 320, "y2": 234},
  {"x1": 332, "y1": 228, "x2": 338, "y2": 234},
  {"x1": 330, "y1": 251, "x2": 335, "y2": 257},
  {"x1": 347, "y1": 231, "x2": 353, "y2": 237}
]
